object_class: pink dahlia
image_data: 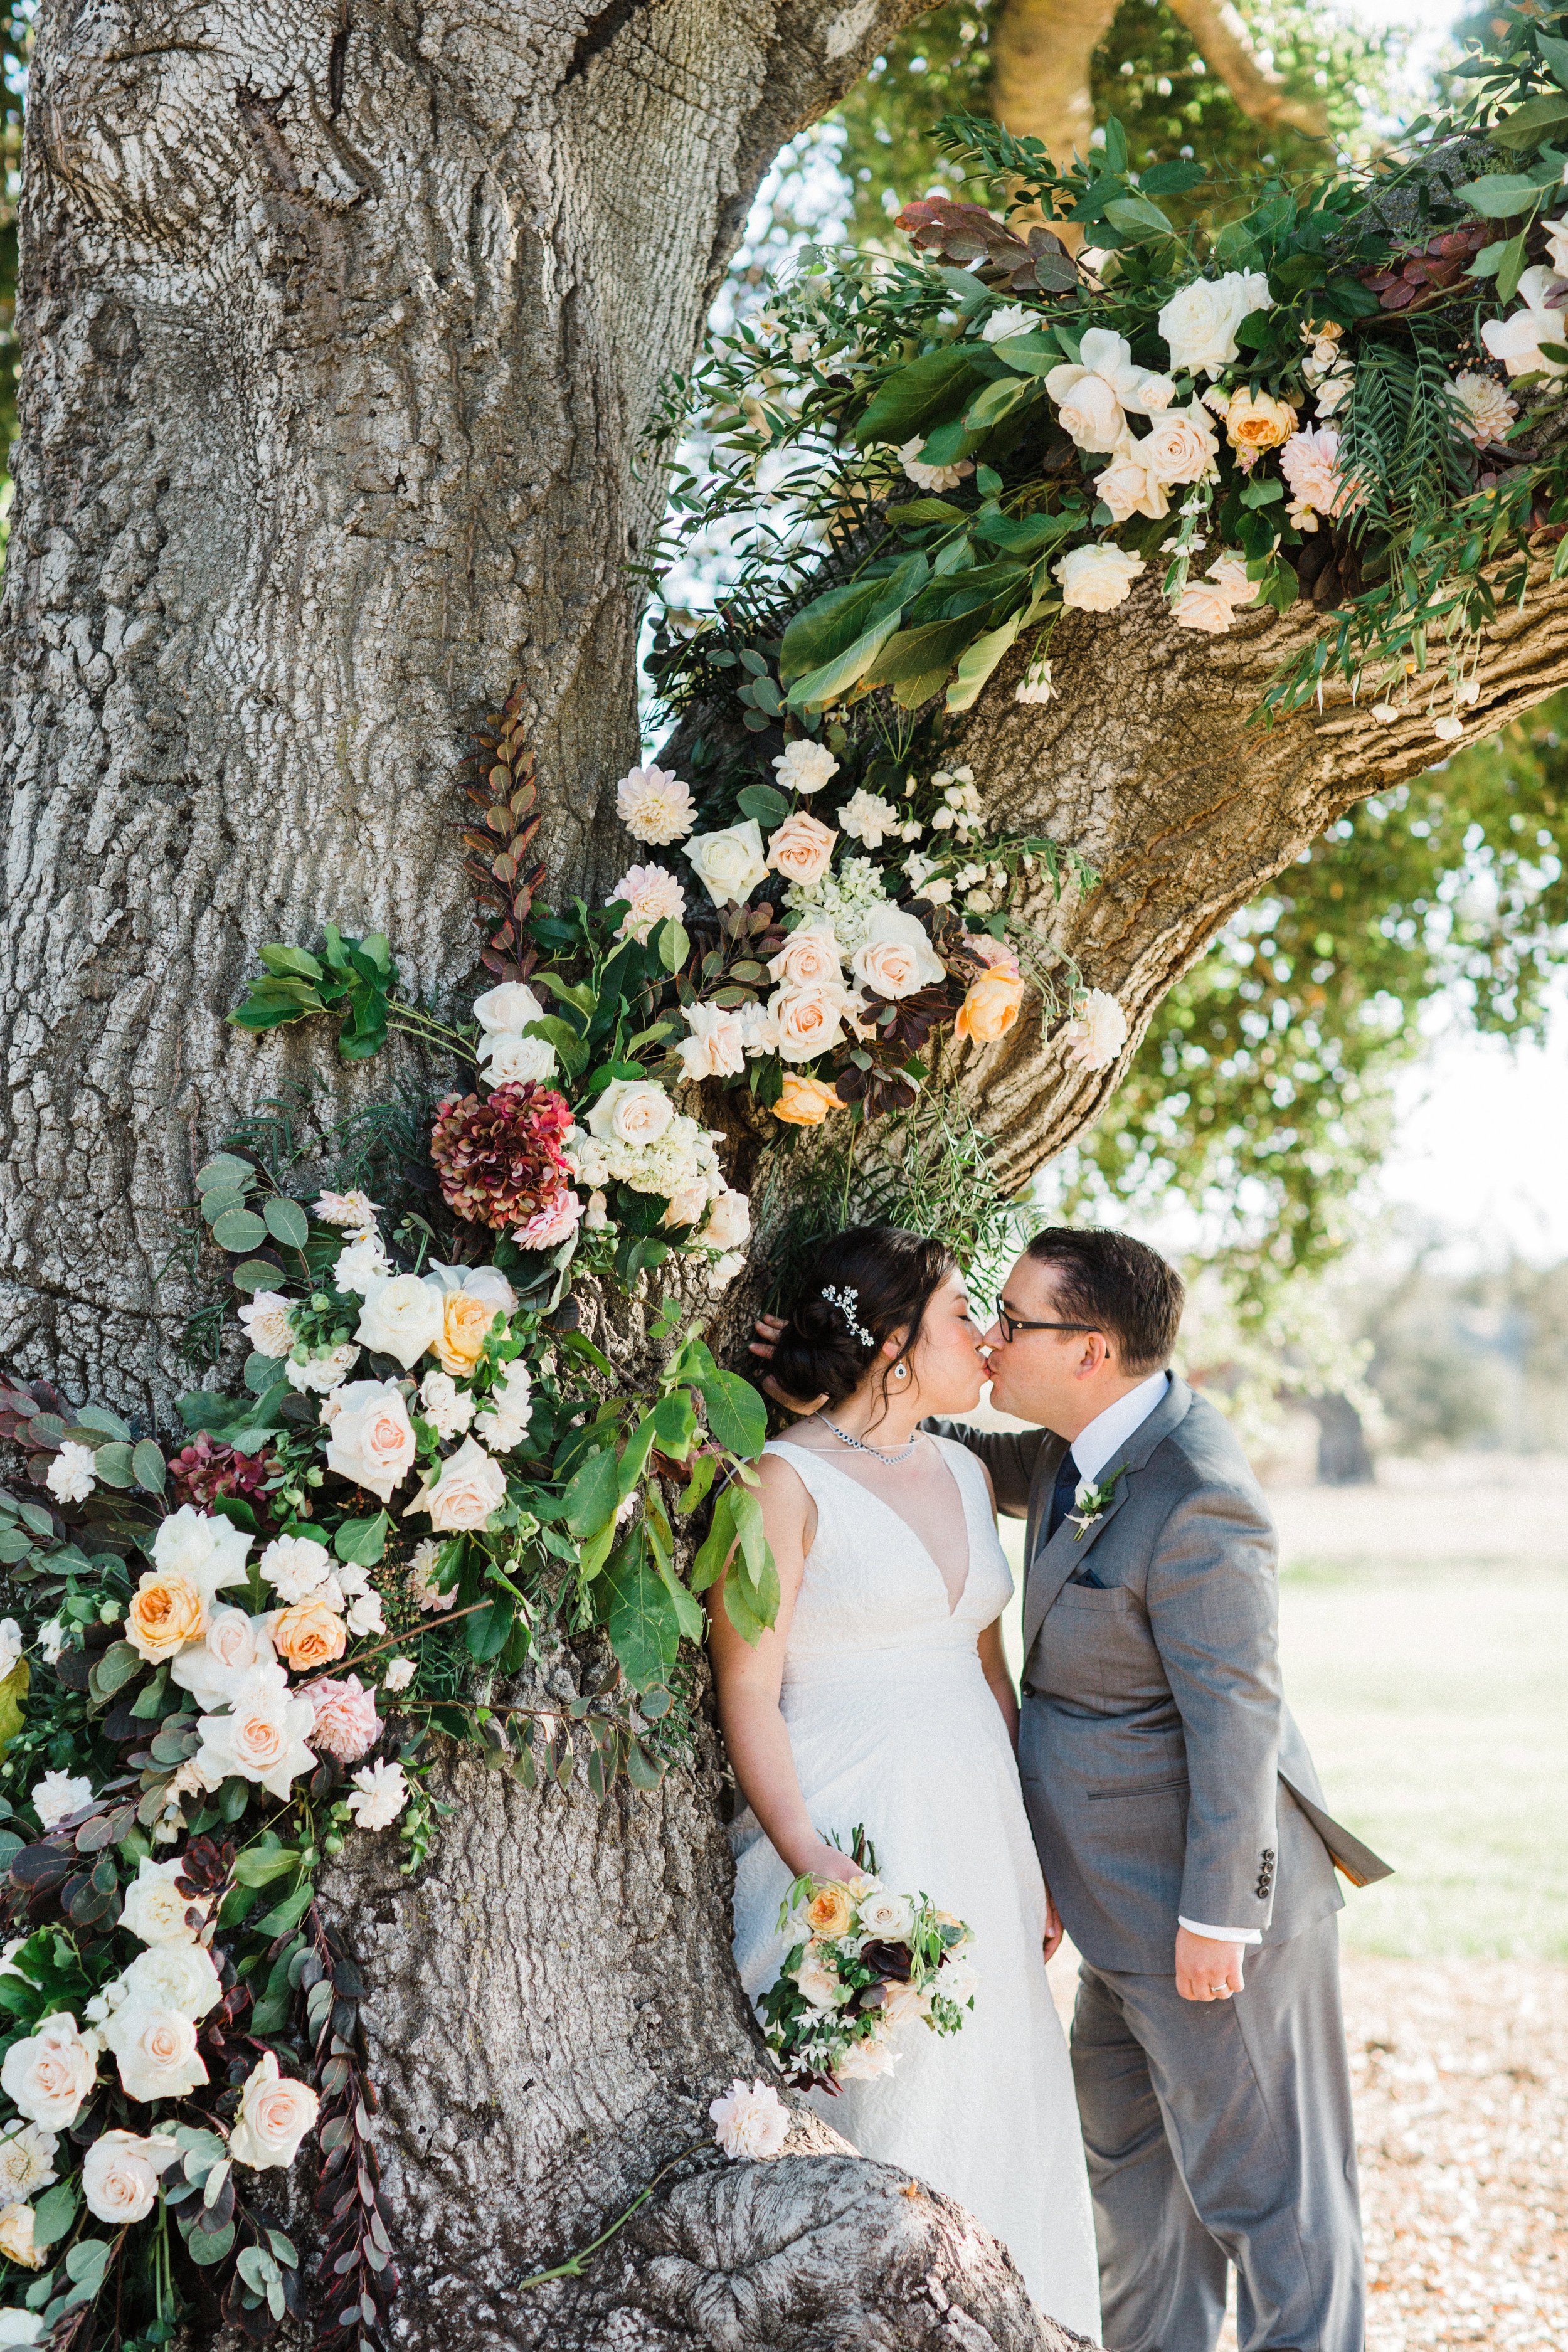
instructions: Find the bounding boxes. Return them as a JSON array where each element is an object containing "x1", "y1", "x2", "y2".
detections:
[
  {"x1": 429, "y1": 1081, "x2": 575, "y2": 1231},
  {"x1": 513, "y1": 1190, "x2": 583, "y2": 1252},
  {"x1": 306, "y1": 1674, "x2": 381, "y2": 1763}
]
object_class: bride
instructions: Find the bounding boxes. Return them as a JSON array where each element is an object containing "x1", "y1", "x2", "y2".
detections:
[{"x1": 709, "y1": 1223, "x2": 1100, "y2": 2335}]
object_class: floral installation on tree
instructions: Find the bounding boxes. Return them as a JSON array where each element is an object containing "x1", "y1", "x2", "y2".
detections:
[
  {"x1": 643, "y1": 3, "x2": 1568, "y2": 761},
  {"x1": 755, "y1": 1834, "x2": 976, "y2": 2094}
]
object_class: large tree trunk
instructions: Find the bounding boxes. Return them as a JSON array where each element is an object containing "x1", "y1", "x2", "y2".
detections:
[{"x1": 8, "y1": 9, "x2": 1568, "y2": 2350}]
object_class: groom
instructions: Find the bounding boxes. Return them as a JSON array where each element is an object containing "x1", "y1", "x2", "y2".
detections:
[{"x1": 932, "y1": 1227, "x2": 1390, "y2": 2352}]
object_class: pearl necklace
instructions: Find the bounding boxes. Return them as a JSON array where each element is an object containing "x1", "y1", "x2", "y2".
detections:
[{"x1": 815, "y1": 1413, "x2": 924, "y2": 1465}]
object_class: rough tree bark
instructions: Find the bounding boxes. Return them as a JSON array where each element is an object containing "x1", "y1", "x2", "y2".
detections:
[{"x1": 6, "y1": 7, "x2": 1568, "y2": 2349}]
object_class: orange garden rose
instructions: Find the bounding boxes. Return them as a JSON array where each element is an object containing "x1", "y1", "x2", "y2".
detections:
[
  {"x1": 125, "y1": 1572, "x2": 207, "y2": 1663},
  {"x1": 805, "y1": 1883, "x2": 854, "y2": 1937},
  {"x1": 1224, "y1": 387, "x2": 1296, "y2": 464},
  {"x1": 433, "y1": 1288, "x2": 497, "y2": 1377},
  {"x1": 773, "y1": 1073, "x2": 842, "y2": 1126},
  {"x1": 955, "y1": 966, "x2": 1025, "y2": 1043},
  {"x1": 271, "y1": 1597, "x2": 347, "y2": 1673}
]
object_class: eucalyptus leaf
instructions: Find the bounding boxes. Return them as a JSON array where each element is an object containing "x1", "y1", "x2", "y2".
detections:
[
  {"x1": 263, "y1": 1195, "x2": 309, "y2": 1249},
  {"x1": 211, "y1": 1207, "x2": 268, "y2": 1254}
]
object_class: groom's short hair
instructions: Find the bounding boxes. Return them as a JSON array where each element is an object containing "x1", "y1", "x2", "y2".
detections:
[{"x1": 1025, "y1": 1228, "x2": 1184, "y2": 1373}]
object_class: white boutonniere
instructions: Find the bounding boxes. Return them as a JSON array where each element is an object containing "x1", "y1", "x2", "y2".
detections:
[{"x1": 1067, "y1": 1462, "x2": 1126, "y2": 1539}]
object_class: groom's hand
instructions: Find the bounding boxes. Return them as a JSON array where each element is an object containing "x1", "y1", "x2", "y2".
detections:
[
  {"x1": 1175, "y1": 1929, "x2": 1246, "y2": 2003},
  {"x1": 1042, "y1": 1885, "x2": 1065, "y2": 1965},
  {"x1": 749, "y1": 1313, "x2": 827, "y2": 1415}
]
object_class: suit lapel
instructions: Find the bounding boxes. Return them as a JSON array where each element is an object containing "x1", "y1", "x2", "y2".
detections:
[{"x1": 1020, "y1": 1376, "x2": 1194, "y2": 1660}]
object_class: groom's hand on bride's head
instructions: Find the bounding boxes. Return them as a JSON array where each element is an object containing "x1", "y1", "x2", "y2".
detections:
[{"x1": 749, "y1": 1314, "x2": 828, "y2": 1416}]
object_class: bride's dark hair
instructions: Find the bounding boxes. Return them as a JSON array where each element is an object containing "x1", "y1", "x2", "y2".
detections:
[{"x1": 772, "y1": 1225, "x2": 957, "y2": 1412}]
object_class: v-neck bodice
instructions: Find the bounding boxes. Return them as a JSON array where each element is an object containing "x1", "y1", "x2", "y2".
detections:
[{"x1": 763, "y1": 1436, "x2": 1013, "y2": 1687}]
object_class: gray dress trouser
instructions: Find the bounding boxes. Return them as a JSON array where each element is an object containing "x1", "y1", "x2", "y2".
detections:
[{"x1": 1071, "y1": 1915, "x2": 1365, "y2": 2352}]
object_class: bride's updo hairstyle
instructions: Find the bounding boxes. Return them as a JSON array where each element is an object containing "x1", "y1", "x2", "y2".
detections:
[{"x1": 772, "y1": 1225, "x2": 957, "y2": 1412}]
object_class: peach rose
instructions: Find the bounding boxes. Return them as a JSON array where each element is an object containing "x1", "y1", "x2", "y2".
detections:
[
  {"x1": 805, "y1": 1883, "x2": 854, "y2": 1937},
  {"x1": 849, "y1": 906, "x2": 943, "y2": 1001},
  {"x1": 271, "y1": 1597, "x2": 348, "y2": 1673},
  {"x1": 773, "y1": 1074, "x2": 841, "y2": 1126},
  {"x1": 956, "y1": 966, "x2": 1026, "y2": 1042},
  {"x1": 769, "y1": 981, "x2": 855, "y2": 1064},
  {"x1": 433, "y1": 1288, "x2": 499, "y2": 1378},
  {"x1": 125, "y1": 1572, "x2": 207, "y2": 1664},
  {"x1": 766, "y1": 926, "x2": 843, "y2": 989},
  {"x1": 228, "y1": 2052, "x2": 320, "y2": 2170},
  {"x1": 766, "y1": 812, "x2": 837, "y2": 887}
]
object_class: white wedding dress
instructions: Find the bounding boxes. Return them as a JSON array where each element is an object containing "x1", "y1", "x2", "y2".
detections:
[{"x1": 729, "y1": 1436, "x2": 1101, "y2": 2336}]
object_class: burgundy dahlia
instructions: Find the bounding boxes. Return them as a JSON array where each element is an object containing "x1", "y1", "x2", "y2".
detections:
[{"x1": 429, "y1": 1081, "x2": 575, "y2": 1231}]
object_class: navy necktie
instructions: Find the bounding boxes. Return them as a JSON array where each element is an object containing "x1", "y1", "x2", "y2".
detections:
[{"x1": 1046, "y1": 1448, "x2": 1080, "y2": 1543}]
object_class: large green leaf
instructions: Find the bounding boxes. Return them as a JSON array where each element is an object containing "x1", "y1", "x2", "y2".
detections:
[
  {"x1": 785, "y1": 617, "x2": 903, "y2": 714},
  {"x1": 961, "y1": 375, "x2": 1036, "y2": 432},
  {"x1": 851, "y1": 345, "x2": 988, "y2": 450},
  {"x1": 862, "y1": 613, "x2": 993, "y2": 709},
  {"x1": 778, "y1": 553, "x2": 928, "y2": 687},
  {"x1": 687, "y1": 1358, "x2": 767, "y2": 1458},
  {"x1": 1451, "y1": 172, "x2": 1547, "y2": 219},
  {"x1": 601, "y1": 1533, "x2": 682, "y2": 1690},
  {"x1": 946, "y1": 611, "x2": 1024, "y2": 713},
  {"x1": 563, "y1": 1442, "x2": 620, "y2": 1537},
  {"x1": 0, "y1": 1661, "x2": 28, "y2": 1762},
  {"x1": 1490, "y1": 92, "x2": 1568, "y2": 148}
]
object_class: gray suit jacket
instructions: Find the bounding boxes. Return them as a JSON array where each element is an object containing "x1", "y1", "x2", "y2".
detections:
[{"x1": 930, "y1": 1379, "x2": 1392, "y2": 1973}]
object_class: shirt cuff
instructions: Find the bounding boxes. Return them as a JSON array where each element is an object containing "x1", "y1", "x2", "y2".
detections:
[{"x1": 1179, "y1": 1917, "x2": 1263, "y2": 1946}]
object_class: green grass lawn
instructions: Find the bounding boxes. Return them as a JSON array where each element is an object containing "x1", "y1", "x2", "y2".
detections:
[{"x1": 997, "y1": 1518, "x2": 1568, "y2": 1961}]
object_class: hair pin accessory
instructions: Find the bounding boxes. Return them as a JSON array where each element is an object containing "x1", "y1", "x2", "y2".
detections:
[{"x1": 821, "y1": 1284, "x2": 875, "y2": 1350}]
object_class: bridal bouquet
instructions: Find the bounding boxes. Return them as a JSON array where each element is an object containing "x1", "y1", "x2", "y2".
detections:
[{"x1": 757, "y1": 1833, "x2": 977, "y2": 2093}]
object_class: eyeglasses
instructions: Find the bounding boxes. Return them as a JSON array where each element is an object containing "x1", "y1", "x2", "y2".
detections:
[{"x1": 993, "y1": 1310, "x2": 1096, "y2": 1345}]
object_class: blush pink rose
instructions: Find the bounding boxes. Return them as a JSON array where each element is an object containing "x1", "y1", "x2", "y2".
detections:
[{"x1": 765, "y1": 813, "x2": 837, "y2": 887}]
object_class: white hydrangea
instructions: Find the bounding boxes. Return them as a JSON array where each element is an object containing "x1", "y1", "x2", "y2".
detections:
[
  {"x1": 783, "y1": 855, "x2": 890, "y2": 955},
  {"x1": 563, "y1": 1112, "x2": 723, "y2": 1207}
]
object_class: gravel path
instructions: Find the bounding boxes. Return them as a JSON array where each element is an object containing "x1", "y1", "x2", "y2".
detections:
[{"x1": 1348, "y1": 1957, "x2": 1568, "y2": 2351}]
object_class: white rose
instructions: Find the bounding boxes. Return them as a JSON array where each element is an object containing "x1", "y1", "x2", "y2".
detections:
[
  {"x1": 343, "y1": 1587, "x2": 384, "y2": 1637},
  {"x1": 771, "y1": 739, "x2": 840, "y2": 797},
  {"x1": 699, "y1": 1189, "x2": 751, "y2": 1253},
  {"x1": 121, "y1": 1855, "x2": 209, "y2": 1947},
  {"x1": 849, "y1": 904, "x2": 945, "y2": 1000},
  {"x1": 479, "y1": 1032, "x2": 557, "y2": 1085},
  {"x1": 417, "y1": 1370, "x2": 474, "y2": 1441},
  {"x1": 403, "y1": 1436, "x2": 508, "y2": 1534},
  {"x1": 228, "y1": 2052, "x2": 320, "y2": 2170},
  {"x1": 120, "y1": 1940, "x2": 222, "y2": 2020},
  {"x1": 791, "y1": 1951, "x2": 844, "y2": 2010},
  {"x1": 835, "y1": 2035, "x2": 898, "y2": 2082},
  {"x1": 660, "y1": 1173, "x2": 712, "y2": 1231},
  {"x1": 0, "y1": 2315, "x2": 44, "y2": 2347},
  {"x1": 102, "y1": 2001, "x2": 208, "y2": 2102},
  {"x1": 82, "y1": 2130, "x2": 179, "y2": 2225},
  {"x1": 1055, "y1": 543, "x2": 1146, "y2": 612},
  {"x1": 708, "y1": 2077, "x2": 790, "y2": 2161},
  {"x1": 381, "y1": 1658, "x2": 416, "y2": 1695},
  {"x1": 1094, "y1": 450, "x2": 1168, "y2": 524},
  {"x1": 347, "y1": 1757, "x2": 410, "y2": 1830},
  {"x1": 285, "y1": 1343, "x2": 359, "y2": 1394},
  {"x1": 151, "y1": 1507, "x2": 252, "y2": 1601},
  {"x1": 1138, "y1": 403, "x2": 1219, "y2": 487},
  {"x1": 1158, "y1": 268, "x2": 1273, "y2": 374},
  {"x1": 30, "y1": 1771, "x2": 93, "y2": 1833},
  {"x1": 332, "y1": 1234, "x2": 392, "y2": 1295},
  {"x1": 585, "y1": 1078, "x2": 675, "y2": 1147},
  {"x1": 1480, "y1": 267, "x2": 1568, "y2": 378},
  {"x1": 677, "y1": 1002, "x2": 748, "y2": 1081},
  {"x1": 981, "y1": 300, "x2": 1032, "y2": 342},
  {"x1": 258, "y1": 1534, "x2": 334, "y2": 1603},
  {"x1": 856, "y1": 1888, "x2": 914, "y2": 1939},
  {"x1": 685, "y1": 819, "x2": 768, "y2": 907},
  {"x1": 1046, "y1": 368, "x2": 1128, "y2": 453},
  {"x1": 472, "y1": 982, "x2": 546, "y2": 1036},
  {"x1": 1, "y1": 2015, "x2": 98, "y2": 2129},
  {"x1": 321, "y1": 1378, "x2": 417, "y2": 1502},
  {"x1": 193, "y1": 1670, "x2": 317, "y2": 1801},
  {"x1": 168, "y1": 1605, "x2": 277, "y2": 1711},
  {"x1": 354, "y1": 1273, "x2": 445, "y2": 1370},
  {"x1": 0, "y1": 2126, "x2": 56, "y2": 2204},
  {"x1": 45, "y1": 1442, "x2": 97, "y2": 1507},
  {"x1": 237, "y1": 1291, "x2": 294, "y2": 1358}
]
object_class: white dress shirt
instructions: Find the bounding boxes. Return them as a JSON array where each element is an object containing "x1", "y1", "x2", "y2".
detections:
[{"x1": 1064, "y1": 1370, "x2": 1260, "y2": 1951}]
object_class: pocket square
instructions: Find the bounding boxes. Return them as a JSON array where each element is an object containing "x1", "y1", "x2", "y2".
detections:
[{"x1": 1070, "y1": 1568, "x2": 1107, "y2": 1590}]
